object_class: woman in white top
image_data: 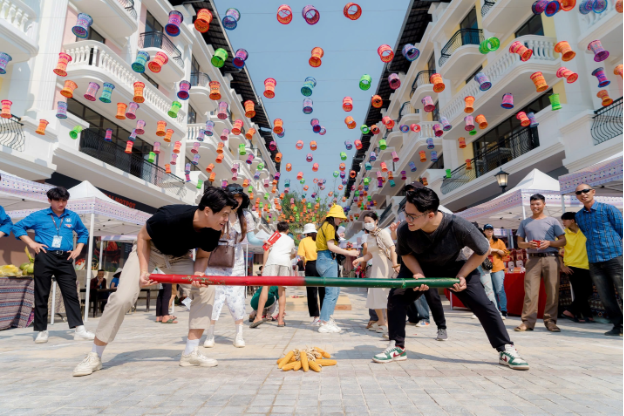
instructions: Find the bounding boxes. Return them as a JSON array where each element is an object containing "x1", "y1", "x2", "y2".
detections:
[
  {"x1": 353, "y1": 212, "x2": 400, "y2": 335},
  {"x1": 251, "y1": 221, "x2": 296, "y2": 328},
  {"x1": 204, "y1": 184, "x2": 263, "y2": 349}
]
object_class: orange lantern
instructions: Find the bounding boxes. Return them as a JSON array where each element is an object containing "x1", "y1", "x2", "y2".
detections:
[
  {"x1": 309, "y1": 47, "x2": 324, "y2": 67},
  {"x1": 377, "y1": 44, "x2": 394, "y2": 62},
  {"x1": 60, "y1": 80, "x2": 78, "y2": 98},
  {"x1": 195, "y1": 8, "x2": 213, "y2": 32},
  {"x1": 209, "y1": 172, "x2": 216, "y2": 182},
  {"x1": 164, "y1": 129, "x2": 174, "y2": 143},
  {"x1": 370, "y1": 125, "x2": 380, "y2": 135},
  {"x1": 597, "y1": 90, "x2": 613, "y2": 107},
  {"x1": 115, "y1": 103, "x2": 127, "y2": 120},
  {"x1": 530, "y1": 72, "x2": 548, "y2": 93},
  {"x1": 156, "y1": 120, "x2": 167, "y2": 136},
  {"x1": 245, "y1": 127, "x2": 256, "y2": 140},
  {"x1": 206, "y1": 163, "x2": 214, "y2": 172},
  {"x1": 0, "y1": 100, "x2": 11, "y2": 119},
  {"x1": 560, "y1": 0, "x2": 576, "y2": 10},
  {"x1": 430, "y1": 73, "x2": 445, "y2": 93},
  {"x1": 277, "y1": 4, "x2": 293, "y2": 24},
  {"x1": 554, "y1": 41, "x2": 576, "y2": 62},
  {"x1": 275, "y1": 152, "x2": 282, "y2": 162},
  {"x1": 345, "y1": 116, "x2": 356, "y2": 129},
  {"x1": 516, "y1": 112, "x2": 530, "y2": 127},
  {"x1": 419, "y1": 151, "x2": 426, "y2": 162},
  {"x1": 133, "y1": 81, "x2": 145, "y2": 103},
  {"x1": 310, "y1": 141, "x2": 317, "y2": 150},
  {"x1": 173, "y1": 141, "x2": 182, "y2": 154},
  {"x1": 165, "y1": 164, "x2": 171, "y2": 174},
  {"x1": 297, "y1": 172, "x2": 303, "y2": 180},
  {"x1": 209, "y1": 81, "x2": 221, "y2": 100},
  {"x1": 338, "y1": 185, "x2": 344, "y2": 191},
  {"x1": 217, "y1": 142, "x2": 224, "y2": 154},
  {"x1": 273, "y1": 118, "x2": 284, "y2": 134},
  {"x1": 466, "y1": 159, "x2": 472, "y2": 170},
  {"x1": 35, "y1": 119, "x2": 49, "y2": 135},
  {"x1": 464, "y1": 96, "x2": 475, "y2": 113},
  {"x1": 244, "y1": 100, "x2": 256, "y2": 118},
  {"x1": 371, "y1": 95, "x2": 383, "y2": 108},
  {"x1": 382, "y1": 116, "x2": 395, "y2": 129},
  {"x1": 342, "y1": 96, "x2": 353, "y2": 112},
  {"x1": 312, "y1": 163, "x2": 319, "y2": 172},
  {"x1": 387, "y1": 172, "x2": 394, "y2": 180},
  {"x1": 264, "y1": 78, "x2": 276, "y2": 99},
  {"x1": 339, "y1": 163, "x2": 346, "y2": 171},
  {"x1": 380, "y1": 162, "x2": 388, "y2": 172},
  {"x1": 475, "y1": 114, "x2": 488, "y2": 129},
  {"x1": 350, "y1": 170, "x2": 356, "y2": 178},
  {"x1": 232, "y1": 119, "x2": 243, "y2": 135},
  {"x1": 421, "y1": 177, "x2": 428, "y2": 186},
  {"x1": 614, "y1": 64, "x2": 623, "y2": 78},
  {"x1": 125, "y1": 141, "x2": 134, "y2": 154},
  {"x1": 53, "y1": 52, "x2": 72, "y2": 77},
  {"x1": 216, "y1": 154, "x2": 224, "y2": 163},
  {"x1": 286, "y1": 163, "x2": 292, "y2": 171},
  {"x1": 458, "y1": 137, "x2": 466, "y2": 148}
]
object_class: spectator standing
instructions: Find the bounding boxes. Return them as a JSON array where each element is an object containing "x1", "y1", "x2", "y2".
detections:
[
  {"x1": 0, "y1": 204, "x2": 13, "y2": 237},
  {"x1": 298, "y1": 223, "x2": 324, "y2": 326},
  {"x1": 559, "y1": 212, "x2": 593, "y2": 323},
  {"x1": 574, "y1": 184, "x2": 623, "y2": 336},
  {"x1": 516, "y1": 194, "x2": 566, "y2": 332},
  {"x1": 483, "y1": 224, "x2": 508, "y2": 318},
  {"x1": 12, "y1": 187, "x2": 95, "y2": 344},
  {"x1": 110, "y1": 268, "x2": 121, "y2": 289},
  {"x1": 90, "y1": 270, "x2": 108, "y2": 314}
]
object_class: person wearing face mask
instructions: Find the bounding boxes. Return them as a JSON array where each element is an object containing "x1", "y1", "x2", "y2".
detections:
[
  {"x1": 316, "y1": 205, "x2": 360, "y2": 333},
  {"x1": 353, "y1": 212, "x2": 400, "y2": 336}
]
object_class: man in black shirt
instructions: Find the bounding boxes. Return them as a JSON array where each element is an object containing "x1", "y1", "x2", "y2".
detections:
[
  {"x1": 373, "y1": 188, "x2": 529, "y2": 370},
  {"x1": 73, "y1": 187, "x2": 238, "y2": 377}
]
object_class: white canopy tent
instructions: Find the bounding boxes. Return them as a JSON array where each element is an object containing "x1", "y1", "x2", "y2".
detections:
[
  {"x1": 456, "y1": 169, "x2": 623, "y2": 228},
  {"x1": 0, "y1": 170, "x2": 52, "y2": 211},
  {"x1": 8, "y1": 181, "x2": 152, "y2": 322},
  {"x1": 559, "y1": 154, "x2": 623, "y2": 196}
]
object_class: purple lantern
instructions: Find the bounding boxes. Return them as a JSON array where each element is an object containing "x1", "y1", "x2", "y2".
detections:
[
  {"x1": 177, "y1": 80, "x2": 191, "y2": 100},
  {"x1": 165, "y1": 10, "x2": 184, "y2": 37},
  {"x1": 84, "y1": 82, "x2": 100, "y2": 101},
  {"x1": 465, "y1": 115, "x2": 475, "y2": 131},
  {"x1": 205, "y1": 120, "x2": 214, "y2": 136},
  {"x1": 592, "y1": 67, "x2": 611, "y2": 87},
  {"x1": 126, "y1": 102, "x2": 139, "y2": 120},
  {"x1": 310, "y1": 118, "x2": 321, "y2": 133},
  {"x1": 587, "y1": 40, "x2": 609, "y2": 62},
  {"x1": 135, "y1": 119, "x2": 146, "y2": 135},
  {"x1": 233, "y1": 49, "x2": 248, "y2": 68},
  {"x1": 0, "y1": 52, "x2": 13, "y2": 74},
  {"x1": 56, "y1": 101, "x2": 68, "y2": 119},
  {"x1": 501, "y1": 93, "x2": 514, "y2": 109},
  {"x1": 72, "y1": 13, "x2": 93, "y2": 39},
  {"x1": 104, "y1": 129, "x2": 113, "y2": 142}
]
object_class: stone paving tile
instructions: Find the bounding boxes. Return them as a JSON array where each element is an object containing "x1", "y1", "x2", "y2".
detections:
[{"x1": 0, "y1": 287, "x2": 622, "y2": 415}]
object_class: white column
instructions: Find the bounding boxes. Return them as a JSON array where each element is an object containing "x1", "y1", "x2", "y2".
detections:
[{"x1": 83, "y1": 213, "x2": 95, "y2": 323}]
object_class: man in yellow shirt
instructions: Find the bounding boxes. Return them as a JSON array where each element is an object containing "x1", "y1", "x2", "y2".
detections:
[
  {"x1": 298, "y1": 223, "x2": 324, "y2": 325},
  {"x1": 560, "y1": 212, "x2": 594, "y2": 323}
]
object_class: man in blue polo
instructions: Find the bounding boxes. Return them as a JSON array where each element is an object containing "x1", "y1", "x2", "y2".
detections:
[{"x1": 13, "y1": 187, "x2": 95, "y2": 344}]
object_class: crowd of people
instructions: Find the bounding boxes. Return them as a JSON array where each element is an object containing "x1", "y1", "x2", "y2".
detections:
[{"x1": 1, "y1": 179, "x2": 621, "y2": 377}]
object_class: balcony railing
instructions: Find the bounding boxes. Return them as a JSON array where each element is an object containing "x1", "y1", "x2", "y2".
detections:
[
  {"x1": 439, "y1": 29, "x2": 484, "y2": 67},
  {"x1": 138, "y1": 31, "x2": 184, "y2": 68},
  {"x1": 0, "y1": 115, "x2": 25, "y2": 152},
  {"x1": 79, "y1": 129, "x2": 186, "y2": 198},
  {"x1": 410, "y1": 70, "x2": 436, "y2": 97},
  {"x1": 190, "y1": 72, "x2": 211, "y2": 87},
  {"x1": 441, "y1": 126, "x2": 539, "y2": 194},
  {"x1": 398, "y1": 101, "x2": 416, "y2": 118},
  {"x1": 591, "y1": 97, "x2": 623, "y2": 145},
  {"x1": 481, "y1": 0, "x2": 496, "y2": 17},
  {"x1": 118, "y1": 0, "x2": 137, "y2": 19}
]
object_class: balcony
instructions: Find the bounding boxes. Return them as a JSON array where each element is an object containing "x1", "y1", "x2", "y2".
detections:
[
  {"x1": 440, "y1": 36, "x2": 558, "y2": 130},
  {"x1": 73, "y1": 0, "x2": 138, "y2": 42},
  {"x1": 591, "y1": 97, "x2": 623, "y2": 146},
  {"x1": 441, "y1": 126, "x2": 539, "y2": 195},
  {"x1": 63, "y1": 40, "x2": 186, "y2": 136},
  {"x1": 189, "y1": 72, "x2": 217, "y2": 113},
  {"x1": 576, "y1": 0, "x2": 622, "y2": 50},
  {"x1": 481, "y1": 0, "x2": 534, "y2": 34},
  {"x1": 410, "y1": 70, "x2": 435, "y2": 109},
  {"x1": 0, "y1": 115, "x2": 25, "y2": 152},
  {"x1": 438, "y1": 29, "x2": 485, "y2": 80},
  {"x1": 0, "y1": 0, "x2": 38, "y2": 64},
  {"x1": 138, "y1": 31, "x2": 185, "y2": 85}
]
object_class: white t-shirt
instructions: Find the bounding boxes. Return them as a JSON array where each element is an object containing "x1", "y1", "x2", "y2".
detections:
[{"x1": 266, "y1": 233, "x2": 296, "y2": 267}]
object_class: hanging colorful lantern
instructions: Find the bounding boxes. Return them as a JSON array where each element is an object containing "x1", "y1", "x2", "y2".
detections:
[
  {"x1": 342, "y1": 96, "x2": 354, "y2": 112},
  {"x1": 133, "y1": 81, "x2": 145, "y2": 103},
  {"x1": 458, "y1": 137, "x2": 466, "y2": 149},
  {"x1": 296, "y1": 140, "x2": 304, "y2": 150},
  {"x1": 431, "y1": 151, "x2": 438, "y2": 163},
  {"x1": 501, "y1": 93, "x2": 514, "y2": 109},
  {"x1": 72, "y1": 13, "x2": 93, "y2": 38},
  {"x1": 165, "y1": 10, "x2": 183, "y2": 37},
  {"x1": 309, "y1": 140, "x2": 317, "y2": 151},
  {"x1": 426, "y1": 138, "x2": 434, "y2": 149},
  {"x1": 360, "y1": 125, "x2": 370, "y2": 134},
  {"x1": 399, "y1": 124, "x2": 409, "y2": 133},
  {"x1": 411, "y1": 124, "x2": 421, "y2": 133},
  {"x1": 549, "y1": 93, "x2": 562, "y2": 111},
  {"x1": 556, "y1": 67, "x2": 579, "y2": 83},
  {"x1": 152, "y1": 142, "x2": 161, "y2": 155},
  {"x1": 479, "y1": 37, "x2": 500, "y2": 54},
  {"x1": 379, "y1": 139, "x2": 387, "y2": 150},
  {"x1": 464, "y1": 116, "x2": 475, "y2": 131},
  {"x1": 245, "y1": 127, "x2": 255, "y2": 140},
  {"x1": 544, "y1": 0, "x2": 561, "y2": 16},
  {"x1": 34, "y1": 119, "x2": 49, "y2": 135},
  {"x1": 301, "y1": 76, "x2": 317, "y2": 96},
  {"x1": 380, "y1": 162, "x2": 388, "y2": 173},
  {"x1": 509, "y1": 41, "x2": 533, "y2": 61},
  {"x1": 211, "y1": 48, "x2": 228, "y2": 68},
  {"x1": 365, "y1": 163, "x2": 372, "y2": 171},
  {"x1": 402, "y1": 44, "x2": 420, "y2": 61},
  {"x1": 354, "y1": 140, "x2": 363, "y2": 150},
  {"x1": 533, "y1": 0, "x2": 548, "y2": 13},
  {"x1": 587, "y1": 40, "x2": 609, "y2": 62},
  {"x1": 222, "y1": 8, "x2": 241, "y2": 30},
  {"x1": 463, "y1": 96, "x2": 475, "y2": 114},
  {"x1": 309, "y1": 47, "x2": 324, "y2": 67},
  {"x1": 263, "y1": 78, "x2": 277, "y2": 99},
  {"x1": 55, "y1": 101, "x2": 66, "y2": 119},
  {"x1": 303, "y1": 98, "x2": 313, "y2": 114},
  {"x1": 554, "y1": 41, "x2": 575, "y2": 62},
  {"x1": 302, "y1": 5, "x2": 320, "y2": 25},
  {"x1": 191, "y1": 142, "x2": 201, "y2": 155},
  {"x1": 430, "y1": 73, "x2": 445, "y2": 93},
  {"x1": 388, "y1": 73, "x2": 401, "y2": 90},
  {"x1": 419, "y1": 151, "x2": 426, "y2": 162},
  {"x1": 123, "y1": 102, "x2": 138, "y2": 120},
  {"x1": 382, "y1": 117, "x2": 395, "y2": 129},
  {"x1": 516, "y1": 111, "x2": 531, "y2": 127},
  {"x1": 124, "y1": 141, "x2": 134, "y2": 154},
  {"x1": 60, "y1": 80, "x2": 78, "y2": 98},
  {"x1": 422, "y1": 96, "x2": 435, "y2": 112},
  {"x1": 530, "y1": 71, "x2": 548, "y2": 92},
  {"x1": 433, "y1": 124, "x2": 443, "y2": 137},
  {"x1": 592, "y1": 67, "x2": 610, "y2": 87},
  {"x1": 148, "y1": 52, "x2": 169, "y2": 73},
  {"x1": 476, "y1": 114, "x2": 488, "y2": 129},
  {"x1": 371, "y1": 95, "x2": 383, "y2": 108},
  {"x1": 83, "y1": 82, "x2": 100, "y2": 101},
  {"x1": 231, "y1": 119, "x2": 243, "y2": 136},
  {"x1": 164, "y1": 129, "x2": 174, "y2": 143},
  {"x1": 233, "y1": 49, "x2": 248, "y2": 69},
  {"x1": 53, "y1": 52, "x2": 72, "y2": 77},
  {"x1": 340, "y1": 152, "x2": 347, "y2": 161},
  {"x1": 614, "y1": 65, "x2": 623, "y2": 78},
  {"x1": 466, "y1": 159, "x2": 473, "y2": 170},
  {"x1": 176, "y1": 80, "x2": 191, "y2": 100},
  {"x1": 205, "y1": 120, "x2": 215, "y2": 136},
  {"x1": 616, "y1": 0, "x2": 623, "y2": 12},
  {"x1": 168, "y1": 101, "x2": 182, "y2": 118},
  {"x1": 273, "y1": 119, "x2": 284, "y2": 134},
  {"x1": 474, "y1": 72, "x2": 492, "y2": 91},
  {"x1": 195, "y1": 8, "x2": 213, "y2": 32},
  {"x1": 377, "y1": 44, "x2": 394, "y2": 62},
  {"x1": 343, "y1": 3, "x2": 362, "y2": 19},
  {"x1": 369, "y1": 153, "x2": 376, "y2": 162},
  {"x1": 370, "y1": 125, "x2": 380, "y2": 134},
  {"x1": 310, "y1": 118, "x2": 321, "y2": 133},
  {"x1": 275, "y1": 152, "x2": 283, "y2": 162},
  {"x1": 244, "y1": 100, "x2": 256, "y2": 118},
  {"x1": 277, "y1": 4, "x2": 293, "y2": 24},
  {"x1": 391, "y1": 151, "x2": 399, "y2": 163},
  {"x1": 268, "y1": 141, "x2": 277, "y2": 151},
  {"x1": 115, "y1": 103, "x2": 127, "y2": 120},
  {"x1": 344, "y1": 141, "x2": 353, "y2": 150},
  {"x1": 445, "y1": 169, "x2": 452, "y2": 179},
  {"x1": 597, "y1": 90, "x2": 613, "y2": 107},
  {"x1": 440, "y1": 117, "x2": 452, "y2": 131},
  {"x1": 69, "y1": 126, "x2": 83, "y2": 140},
  {"x1": 359, "y1": 73, "x2": 373, "y2": 91},
  {"x1": 156, "y1": 120, "x2": 167, "y2": 136}
]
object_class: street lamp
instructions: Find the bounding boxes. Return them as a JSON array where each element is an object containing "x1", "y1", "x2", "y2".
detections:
[{"x1": 495, "y1": 169, "x2": 509, "y2": 193}]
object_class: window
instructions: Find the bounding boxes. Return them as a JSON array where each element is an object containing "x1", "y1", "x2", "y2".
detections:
[
  {"x1": 141, "y1": 72, "x2": 158, "y2": 89},
  {"x1": 145, "y1": 11, "x2": 163, "y2": 33},
  {"x1": 460, "y1": 8, "x2": 478, "y2": 30},
  {"x1": 466, "y1": 65, "x2": 483, "y2": 85},
  {"x1": 82, "y1": 28, "x2": 105, "y2": 43},
  {"x1": 515, "y1": 14, "x2": 544, "y2": 38},
  {"x1": 471, "y1": 89, "x2": 551, "y2": 156},
  {"x1": 191, "y1": 56, "x2": 200, "y2": 74},
  {"x1": 187, "y1": 104, "x2": 197, "y2": 124},
  {"x1": 427, "y1": 53, "x2": 436, "y2": 73}
]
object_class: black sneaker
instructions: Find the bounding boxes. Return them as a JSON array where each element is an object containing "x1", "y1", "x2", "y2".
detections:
[
  {"x1": 501, "y1": 311, "x2": 508, "y2": 318},
  {"x1": 605, "y1": 327, "x2": 623, "y2": 336}
]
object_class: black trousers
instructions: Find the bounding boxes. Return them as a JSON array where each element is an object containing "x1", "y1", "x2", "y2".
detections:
[
  {"x1": 156, "y1": 283, "x2": 172, "y2": 317},
  {"x1": 565, "y1": 267, "x2": 594, "y2": 320},
  {"x1": 33, "y1": 251, "x2": 84, "y2": 331},
  {"x1": 406, "y1": 288, "x2": 447, "y2": 329},
  {"x1": 305, "y1": 261, "x2": 325, "y2": 317},
  {"x1": 388, "y1": 264, "x2": 511, "y2": 350}
]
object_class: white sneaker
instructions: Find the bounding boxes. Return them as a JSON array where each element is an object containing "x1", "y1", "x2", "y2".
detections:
[
  {"x1": 74, "y1": 326, "x2": 95, "y2": 341},
  {"x1": 499, "y1": 344, "x2": 529, "y2": 371},
  {"x1": 376, "y1": 325, "x2": 388, "y2": 334},
  {"x1": 318, "y1": 321, "x2": 341, "y2": 333},
  {"x1": 417, "y1": 321, "x2": 430, "y2": 327},
  {"x1": 73, "y1": 352, "x2": 102, "y2": 377},
  {"x1": 311, "y1": 317, "x2": 321, "y2": 326},
  {"x1": 35, "y1": 330, "x2": 49, "y2": 344},
  {"x1": 180, "y1": 347, "x2": 218, "y2": 367},
  {"x1": 233, "y1": 332, "x2": 245, "y2": 348},
  {"x1": 203, "y1": 336, "x2": 215, "y2": 348},
  {"x1": 501, "y1": 314, "x2": 506, "y2": 320},
  {"x1": 368, "y1": 323, "x2": 379, "y2": 331}
]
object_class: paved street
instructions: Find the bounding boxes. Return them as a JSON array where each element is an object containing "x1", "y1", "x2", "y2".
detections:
[{"x1": 0, "y1": 287, "x2": 622, "y2": 416}]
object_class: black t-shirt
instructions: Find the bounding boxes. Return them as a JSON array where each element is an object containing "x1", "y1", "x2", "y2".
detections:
[
  {"x1": 396, "y1": 212, "x2": 488, "y2": 275},
  {"x1": 146, "y1": 205, "x2": 221, "y2": 257}
]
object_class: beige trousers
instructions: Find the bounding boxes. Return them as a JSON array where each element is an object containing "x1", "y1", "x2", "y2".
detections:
[
  {"x1": 521, "y1": 256, "x2": 560, "y2": 328},
  {"x1": 95, "y1": 245, "x2": 214, "y2": 343}
]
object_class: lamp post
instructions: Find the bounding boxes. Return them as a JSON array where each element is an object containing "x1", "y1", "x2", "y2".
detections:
[{"x1": 495, "y1": 169, "x2": 509, "y2": 193}]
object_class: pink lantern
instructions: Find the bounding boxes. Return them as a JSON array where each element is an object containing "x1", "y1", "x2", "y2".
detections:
[
  {"x1": 422, "y1": 96, "x2": 435, "y2": 112},
  {"x1": 433, "y1": 124, "x2": 443, "y2": 137},
  {"x1": 501, "y1": 93, "x2": 514, "y2": 109},
  {"x1": 135, "y1": 120, "x2": 145, "y2": 135},
  {"x1": 153, "y1": 142, "x2": 161, "y2": 154},
  {"x1": 192, "y1": 142, "x2": 201, "y2": 154},
  {"x1": 84, "y1": 82, "x2": 100, "y2": 101},
  {"x1": 464, "y1": 115, "x2": 475, "y2": 131},
  {"x1": 217, "y1": 101, "x2": 229, "y2": 119},
  {"x1": 388, "y1": 73, "x2": 401, "y2": 90},
  {"x1": 220, "y1": 128, "x2": 230, "y2": 141}
]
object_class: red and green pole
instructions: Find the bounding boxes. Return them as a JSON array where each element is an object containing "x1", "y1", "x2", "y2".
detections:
[{"x1": 150, "y1": 275, "x2": 459, "y2": 289}]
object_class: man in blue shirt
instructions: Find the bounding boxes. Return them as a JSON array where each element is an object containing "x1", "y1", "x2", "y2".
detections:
[
  {"x1": 13, "y1": 187, "x2": 95, "y2": 344},
  {"x1": 575, "y1": 184, "x2": 623, "y2": 337},
  {"x1": 0, "y1": 205, "x2": 13, "y2": 237}
]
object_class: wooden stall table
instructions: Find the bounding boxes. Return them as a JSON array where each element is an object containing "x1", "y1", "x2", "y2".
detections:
[{"x1": 0, "y1": 277, "x2": 35, "y2": 330}]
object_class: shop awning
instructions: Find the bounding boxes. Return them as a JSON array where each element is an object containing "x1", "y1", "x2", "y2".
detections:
[{"x1": 559, "y1": 154, "x2": 622, "y2": 195}]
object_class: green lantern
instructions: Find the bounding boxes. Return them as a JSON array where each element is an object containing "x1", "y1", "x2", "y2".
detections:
[
  {"x1": 257, "y1": 162, "x2": 264, "y2": 171},
  {"x1": 360, "y1": 125, "x2": 370, "y2": 134},
  {"x1": 333, "y1": 171, "x2": 339, "y2": 178},
  {"x1": 549, "y1": 93, "x2": 561, "y2": 111},
  {"x1": 69, "y1": 126, "x2": 83, "y2": 139},
  {"x1": 445, "y1": 169, "x2": 452, "y2": 179},
  {"x1": 293, "y1": 206, "x2": 298, "y2": 212},
  {"x1": 363, "y1": 177, "x2": 370, "y2": 185},
  {"x1": 168, "y1": 101, "x2": 182, "y2": 118},
  {"x1": 379, "y1": 139, "x2": 387, "y2": 150},
  {"x1": 300, "y1": 179, "x2": 305, "y2": 184},
  {"x1": 196, "y1": 180, "x2": 203, "y2": 189},
  {"x1": 359, "y1": 74, "x2": 372, "y2": 91},
  {"x1": 340, "y1": 152, "x2": 347, "y2": 161},
  {"x1": 247, "y1": 185, "x2": 253, "y2": 192},
  {"x1": 367, "y1": 195, "x2": 372, "y2": 201},
  {"x1": 469, "y1": 129, "x2": 477, "y2": 136},
  {"x1": 211, "y1": 48, "x2": 228, "y2": 68},
  {"x1": 239, "y1": 144, "x2": 246, "y2": 155},
  {"x1": 148, "y1": 151, "x2": 156, "y2": 163},
  {"x1": 263, "y1": 193, "x2": 268, "y2": 200},
  {"x1": 354, "y1": 190, "x2": 360, "y2": 197},
  {"x1": 316, "y1": 197, "x2": 320, "y2": 202}
]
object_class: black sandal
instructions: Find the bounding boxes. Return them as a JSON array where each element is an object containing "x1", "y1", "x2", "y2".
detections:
[{"x1": 250, "y1": 319, "x2": 265, "y2": 328}]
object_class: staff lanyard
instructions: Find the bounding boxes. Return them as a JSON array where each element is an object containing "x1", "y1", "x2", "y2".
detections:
[{"x1": 50, "y1": 214, "x2": 65, "y2": 236}]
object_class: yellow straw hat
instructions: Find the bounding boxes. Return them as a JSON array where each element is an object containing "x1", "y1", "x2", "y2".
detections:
[{"x1": 326, "y1": 204, "x2": 347, "y2": 220}]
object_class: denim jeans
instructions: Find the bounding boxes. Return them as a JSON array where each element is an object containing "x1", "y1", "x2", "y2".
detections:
[
  {"x1": 317, "y1": 250, "x2": 340, "y2": 322},
  {"x1": 589, "y1": 256, "x2": 623, "y2": 329},
  {"x1": 490, "y1": 270, "x2": 508, "y2": 313},
  {"x1": 415, "y1": 295, "x2": 430, "y2": 323}
]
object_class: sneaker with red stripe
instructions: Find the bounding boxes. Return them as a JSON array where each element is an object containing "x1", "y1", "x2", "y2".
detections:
[{"x1": 372, "y1": 341, "x2": 406, "y2": 363}]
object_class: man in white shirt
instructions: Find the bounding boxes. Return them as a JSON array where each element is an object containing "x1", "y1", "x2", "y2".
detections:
[{"x1": 250, "y1": 221, "x2": 296, "y2": 328}]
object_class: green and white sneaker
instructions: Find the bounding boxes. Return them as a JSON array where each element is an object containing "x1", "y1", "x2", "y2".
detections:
[
  {"x1": 499, "y1": 344, "x2": 529, "y2": 371},
  {"x1": 372, "y1": 341, "x2": 406, "y2": 364}
]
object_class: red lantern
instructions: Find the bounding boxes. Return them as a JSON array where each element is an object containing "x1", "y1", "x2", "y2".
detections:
[
  {"x1": 277, "y1": 4, "x2": 293, "y2": 24},
  {"x1": 343, "y1": 3, "x2": 362, "y2": 20},
  {"x1": 342, "y1": 96, "x2": 353, "y2": 112},
  {"x1": 458, "y1": 137, "x2": 466, "y2": 148},
  {"x1": 377, "y1": 44, "x2": 394, "y2": 62}
]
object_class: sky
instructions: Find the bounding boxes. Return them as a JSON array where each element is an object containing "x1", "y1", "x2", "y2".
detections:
[{"x1": 215, "y1": 1, "x2": 410, "y2": 202}]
